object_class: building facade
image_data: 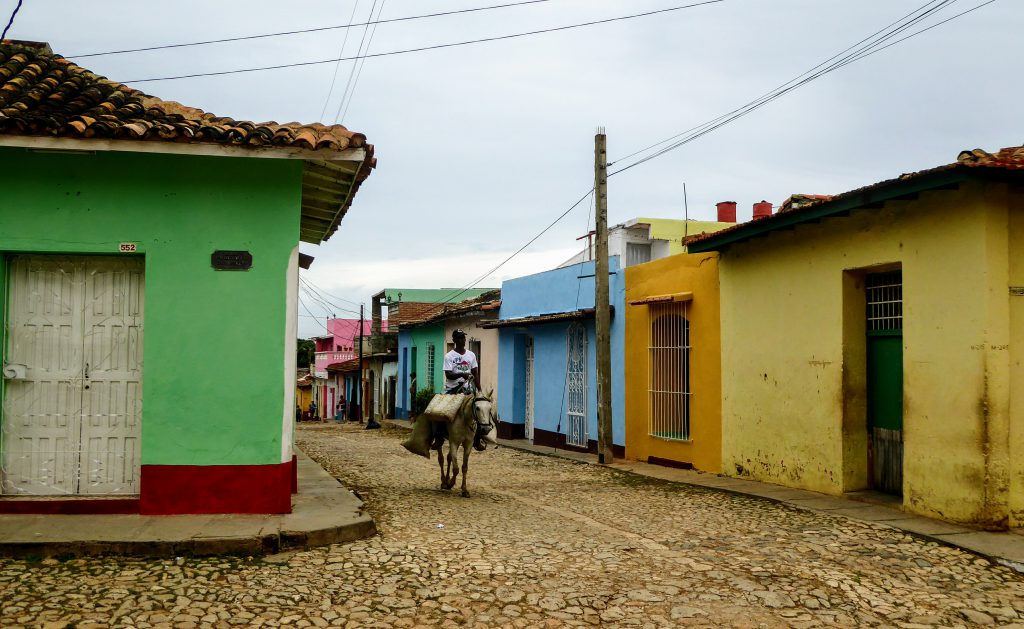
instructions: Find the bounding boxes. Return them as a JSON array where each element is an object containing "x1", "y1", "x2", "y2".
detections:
[
  {"x1": 689, "y1": 146, "x2": 1024, "y2": 529},
  {"x1": 624, "y1": 251, "x2": 723, "y2": 473},
  {"x1": 0, "y1": 41, "x2": 373, "y2": 514},
  {"x1": 491, "y1": 259, "x2": 626, "y2": 454}
]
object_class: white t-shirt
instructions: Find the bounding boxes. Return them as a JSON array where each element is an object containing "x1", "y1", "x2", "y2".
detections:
[{"x1": 443, "y1": 349, "x2": 478, "y2": 389}]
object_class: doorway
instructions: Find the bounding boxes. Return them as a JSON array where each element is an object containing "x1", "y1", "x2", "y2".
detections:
[
  {"x1": 524, "y1": 336, "x2": 534, "y2": 440},
  {"x1": 565, "y1": 323, "x2": 588, "y2": 447},
  {"x1": 866, "y1": 270, "x2": 903, "y2": 495},
  {"x1": 2, "y1": 255, "x2": 144, "y2": 495}
]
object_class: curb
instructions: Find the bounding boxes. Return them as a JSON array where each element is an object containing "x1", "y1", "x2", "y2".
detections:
[{"x1": 0, "y1": 451, "x2": 377, "y2": 559}]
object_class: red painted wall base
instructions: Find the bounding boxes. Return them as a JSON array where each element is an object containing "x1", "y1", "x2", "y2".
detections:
[
  {"x1": 0, "y1": 498, "x2": 140, "y2": 515},
  {"x1": 140, "y1": 461, "x2": 293, "y2": 515}
]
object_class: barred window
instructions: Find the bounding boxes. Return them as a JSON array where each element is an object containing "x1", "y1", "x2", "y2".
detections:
[
  {"x1": 648, "y1": 302, "x2": 690, "y2": 440},
  {"x1": 426, "y1": 343, "x2": 436, "y2": 383},
  {"x1": 866, "y1": 270, "x2": 902, "y2": 331}
]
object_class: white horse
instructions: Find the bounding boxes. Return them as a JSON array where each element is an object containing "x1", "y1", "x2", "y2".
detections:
[{"x1": 436, "y1": 392, "x2": 497, "y2": 498}]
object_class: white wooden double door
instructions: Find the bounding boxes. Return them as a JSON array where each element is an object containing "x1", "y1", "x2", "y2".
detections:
[{"x1": 2, "y1": 255, "x2": 144, "y2": 495}]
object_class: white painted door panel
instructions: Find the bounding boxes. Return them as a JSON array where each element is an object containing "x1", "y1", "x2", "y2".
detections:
[{"x1": 80, "y1": 258, "x2": 144, "y2": 494}]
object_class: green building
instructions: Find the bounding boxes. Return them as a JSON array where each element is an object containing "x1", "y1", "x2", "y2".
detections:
[{"x1": 0, "y1": 41, "x2": 374, "y2": 514}]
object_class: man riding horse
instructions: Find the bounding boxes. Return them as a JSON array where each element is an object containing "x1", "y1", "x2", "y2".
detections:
[
  {"x1": 403, "y1": 329, "x2": 497, "y2": 496},
  {"x1": 432, "y1": 329, "x2": 487, "y2": 452}
]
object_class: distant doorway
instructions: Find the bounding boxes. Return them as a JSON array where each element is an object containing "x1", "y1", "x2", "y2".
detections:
[{"x1": 524, "y1": 337, "x2": 534, "y2": 440}]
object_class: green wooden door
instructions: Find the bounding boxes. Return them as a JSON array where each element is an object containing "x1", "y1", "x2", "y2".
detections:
[{"x1": 866, "y1": 271, "x2": 903, "y2": 496}]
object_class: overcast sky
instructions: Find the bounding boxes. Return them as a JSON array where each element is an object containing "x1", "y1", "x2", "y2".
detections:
[{"x1": 9, "y1": 0, "x2": 1020, "y2": 336}]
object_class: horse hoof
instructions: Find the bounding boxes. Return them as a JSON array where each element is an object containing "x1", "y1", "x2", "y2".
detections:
[{"x1": 461, "y1": 490, "x2": 470, "y2": 498}]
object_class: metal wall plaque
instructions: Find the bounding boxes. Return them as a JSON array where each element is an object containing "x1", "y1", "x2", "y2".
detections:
[{"x1": 212, "y1": 250, "x2": 253, "y2": 271}]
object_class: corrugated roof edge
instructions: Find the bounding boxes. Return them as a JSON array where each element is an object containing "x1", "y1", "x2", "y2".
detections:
[{"x1": 686, "y1": 145, "x2": 1024, "y2": 253}]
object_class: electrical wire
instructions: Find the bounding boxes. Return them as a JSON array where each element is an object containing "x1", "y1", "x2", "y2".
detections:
[
  {"x1": 69, "y1": 0, "x2": 562, "y2": 59},
  {"x1": 609, "y1": 0, "x2": 961, "y2": 166},
  {"x1": 299, "y1": 276, "x2": 363, "y2": 316},
  {"x1": 1, "y1": 0, "x2": 23, "y2": 40},
  {"x1": 300, "y1": 283, "x2": 343, "y2": 318},
  {"x1": 122, "y1": 1, "x2": 725, "y2": 84},
  {"x1": 405, "y1": 187, "x2": 595, "y2": 324},
  {"x1": 320, "y1": 0, "x2": 362, "y2": 121},
  {"x1": 300, "y1": 276, "x2": 365, "y2": 309},
  {"x1": 299, "y1": 295, "x2": 333, "y2": 334},
  {"x1": 299, "y1": 273, "x2": 365, "y2": 307},
  {"x1": 336, "y1": 0, "x2": 388, "y2": 124},
  {"x1": 608, "y1": 0, "x2": 988, "y2": 176}
]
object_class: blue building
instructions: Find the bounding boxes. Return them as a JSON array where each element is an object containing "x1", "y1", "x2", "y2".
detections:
[{"x1": 486, "y1": 257, "x2": 625, "y2": 454}]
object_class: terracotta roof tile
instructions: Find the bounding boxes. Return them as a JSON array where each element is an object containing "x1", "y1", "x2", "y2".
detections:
[{"x1": 0, "y1": 40, "x2": 369, "y2": 154}]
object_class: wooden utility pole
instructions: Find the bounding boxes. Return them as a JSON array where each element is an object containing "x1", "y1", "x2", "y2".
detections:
[{"x1": 594, "y1": 130, "x2": 614, "y2": 464}]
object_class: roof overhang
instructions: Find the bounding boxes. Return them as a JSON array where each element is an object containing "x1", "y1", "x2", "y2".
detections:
[
  {"x1": 480, "y1": 306, "x2": 614, "y2": 329},
  {"x1": 0, "y1": 134, "x2": 371, "y2": 246},
  {"x1": 687, "y1": 168, "x2": 987, "y2": 253}
]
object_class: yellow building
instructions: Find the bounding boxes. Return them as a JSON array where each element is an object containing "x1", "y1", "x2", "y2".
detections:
[
  {"x1": 295, "y1": 372, "x2": 313, "y2": 418},
  {"x1": 625, "y1": 252, "x2": 722, "y2": 472},
  {"x1": 688, "y1": 145, "x2": 1024, "y2": 529}
]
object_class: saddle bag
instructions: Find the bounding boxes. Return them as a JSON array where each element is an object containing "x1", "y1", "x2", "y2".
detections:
[{"x1": 421, "y1": 393, "x2": 470, "y2": 423}]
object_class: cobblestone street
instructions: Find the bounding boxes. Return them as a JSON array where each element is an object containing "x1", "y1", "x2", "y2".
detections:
[{"x1": 2, "y1": 422, "x2": 1023, "y2": 628}]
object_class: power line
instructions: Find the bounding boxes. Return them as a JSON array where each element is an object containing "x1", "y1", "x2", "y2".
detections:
[
  {"x1": 409, "y1": 187, "x2": 594, "y2": 322},
  {"x1": 122, "y1": 1, "x2": 725, "y2": 84},
  {"x1": 300, "y1": 283, "x2": 341, "y2": 318},
  {"x1": 299, "y1": 277, "x2": 363, "y2": 317},
  {"x1": 1, "y1": 0, "x2": 23, "y2": 40},
  {"x1": 319, "y1": 0, "x2": 362, "y2": 121},
  {"x1": 69, "y1": 0, "x2": 561, "y2": 59},
  {"x1": 608, "y1": 0, "x2": 988, "y2": 176},
  {"x1": 299, "y1": 295, "x2": 332, "y2": 334},
  {"x1": 299, "y1": 274, "x2": 364, "y2": 307},
  {"x1": 336, "y1": 0, "x2": 388, "y2": 124},
  {"x1": 610, "y1": 0, "x2": 961, "y2": 166},
  {"x1": 416, "y1": 1, "x2": 989, "y2": 320}
]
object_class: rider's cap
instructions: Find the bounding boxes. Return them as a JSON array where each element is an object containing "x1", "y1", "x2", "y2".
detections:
[{"x1": 452, "y1": 328, "x2": 466, "y2": 338}]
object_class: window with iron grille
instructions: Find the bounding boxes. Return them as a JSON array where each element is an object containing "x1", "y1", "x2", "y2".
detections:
[
  {"x1": 648, "y1": 302, "x2": 690, "y2": 440},
  {"x1": 426, "y1": 343, "x2": 436, "y2": 383},
  {"x1": 866, "y1": 270, "x2": 902, "y2": 331}
]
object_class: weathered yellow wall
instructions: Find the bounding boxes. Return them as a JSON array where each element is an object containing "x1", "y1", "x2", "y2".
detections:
[
  {"x1": 719, "y1": 180, "x2": 1015, "y2": 527},
  {"x1": 296, "y1": 385, "x2": 312, "y2": 413},
  {"x1": 624, "y1": 252, "x2": 722, "y2": 472},
  {"x1": 1009, "y1": 186, "x2": 1024, "y2": 528},
  {"x1": 637, "y1": 217, "x2": 735, "y2": 256}
]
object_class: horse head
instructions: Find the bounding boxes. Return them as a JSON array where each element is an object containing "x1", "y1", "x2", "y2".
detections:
[{"x1": 472, "y1": 391, "x2": 499, "y2": 446}]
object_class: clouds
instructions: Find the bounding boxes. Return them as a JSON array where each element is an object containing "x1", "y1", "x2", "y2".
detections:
[{"x1": 11, "y1": 0, "x2": 1018, "y2": 337}]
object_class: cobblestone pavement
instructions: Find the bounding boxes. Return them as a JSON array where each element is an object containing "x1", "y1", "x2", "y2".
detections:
[{"x1": 2, "y1": 423, "x2": 1023, "y2": 628}]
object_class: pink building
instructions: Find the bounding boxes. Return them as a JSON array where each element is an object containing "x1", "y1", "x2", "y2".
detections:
[{"x1": 311, "y1": 319, "x2": 387, "y2": 419}]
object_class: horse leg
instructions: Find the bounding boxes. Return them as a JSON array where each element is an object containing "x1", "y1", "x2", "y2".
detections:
[
  {"x1": 447, "y1": 443, "x2": 460, "y2": 491},
  {"x1": 460, "y1": 440, "x2": 471, "y2": 498},
  {"x1": 437, "y1": 445, "x2": 449, "y2": 490}
]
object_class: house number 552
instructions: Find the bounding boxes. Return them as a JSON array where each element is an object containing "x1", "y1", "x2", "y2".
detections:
[{"x1": 119, "y1": 243, "x2": 137, "y2": 252}]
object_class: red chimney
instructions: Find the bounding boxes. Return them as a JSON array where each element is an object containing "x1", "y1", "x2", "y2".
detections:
[
  {"x1": 716, "y1": 201, "x2": 737, "y2": 223},
  {"x1": 753, "y1": 200, "x2": 773, "y2": 220}
]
